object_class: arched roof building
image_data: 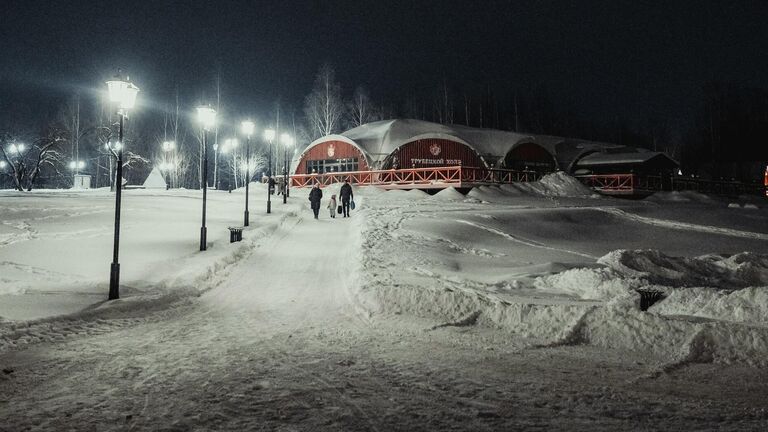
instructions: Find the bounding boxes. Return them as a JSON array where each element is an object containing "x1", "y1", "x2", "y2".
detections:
[{"x1": 294, "y1": 119, "x2": 677, "y2": 176}]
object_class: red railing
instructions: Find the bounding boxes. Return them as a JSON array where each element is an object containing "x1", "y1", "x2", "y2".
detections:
[
  {"x1": 460, "y1": 167, "x2": 543, "y2": 183},
  {"x1": 290, "y1": 166, "x2": 543, "y2": 189}
]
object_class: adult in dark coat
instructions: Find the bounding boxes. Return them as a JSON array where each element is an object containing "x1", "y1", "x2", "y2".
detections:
[
  {"x1": 339, "y1": 180, "x2": 354, "y2": 217},
  {"x1": 308, "y1": 184, "x2": 323, "y2": 219}
]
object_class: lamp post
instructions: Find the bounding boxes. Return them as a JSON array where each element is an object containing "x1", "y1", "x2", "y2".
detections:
[
  {"x1": 196, "y1": 105, "x2": 216, "y2": 251},
  {"x1": 264, "y1": 128, "x2": 275, "y2": 214},
  {"x1": 105, "y1": 72, "x2": 139, "y2": 300},
  {"x1": 281, "y1": 133, "x2": 293, "y2": 203},
  {"x1": 241, "y1": 120, "x2": 255, "y2": 226}
]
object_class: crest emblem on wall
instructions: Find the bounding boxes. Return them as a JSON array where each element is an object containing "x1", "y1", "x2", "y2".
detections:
[
  {"x1": 429, "y1": 143, "x2": 441, "y2": 156},
  {"x1": 327, "y1": 143, "x2": 335, "y2": 157}
]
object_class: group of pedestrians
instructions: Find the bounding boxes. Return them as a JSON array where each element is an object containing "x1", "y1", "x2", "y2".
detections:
[{"x1": 308, "y1": 180, "x2": 354, "y2": 220}]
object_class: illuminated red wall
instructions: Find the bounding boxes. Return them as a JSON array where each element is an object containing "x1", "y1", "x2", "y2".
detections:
[
  {"x1": 295, "y1": 140, "x2": 370, "y2": 174},
  {"x1": 382, "y1": 139, "x2": 486, "y2": 169}
]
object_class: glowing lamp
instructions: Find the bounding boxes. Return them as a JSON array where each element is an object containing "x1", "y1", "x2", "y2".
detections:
[
  {"x1": 241, "y1": 120, "x2": 255, "y2": 137},
  {"x1": 280, "y1": 133, "x2": 294, "y2": 147},
  {"x1": 106, "y1": 75, "x2": 140, "y2": 111},
  {"x1": 264, "y1": 129, "x2": 275, "y2": 142},
  {"x1": 196, "y1": 105, "x2": 217, "y2": 131}
]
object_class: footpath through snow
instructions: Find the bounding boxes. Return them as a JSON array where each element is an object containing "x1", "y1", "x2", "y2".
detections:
[
  {"x1": 1, "y1": 176, "x2": 768, "y2": 369},
  {"x1": 2, "y1": 176, "x2": 768, "y2": 429}
]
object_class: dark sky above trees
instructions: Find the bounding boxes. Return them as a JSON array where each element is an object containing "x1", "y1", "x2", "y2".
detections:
[{"x1": 2, "y1": 0, "x2": 767, "y2": 137}]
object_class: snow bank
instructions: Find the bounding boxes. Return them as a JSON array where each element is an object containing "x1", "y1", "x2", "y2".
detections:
[
  {"x1": 430, "y1": 187, "x2": 466, "y2": 201},
  {"x1": 598, "y1": 249, "x2": 768, "y2": 288},
  {"x1": 358, "y1": 196, "x2": 768, "y2": 365},
  {"x1": 465, "y1": 186, "x2": 506, "y2": 202},
  {"x1": 492, "y1": 172, "x2": 596, "y2": 198},
  {"x1": 536, "y1": 171, "x2": 596, "y2": 197},
  {"x1": 575, "y1": 304, "x2": 768, "y2": 367},
  {"x1": 533, "y1": 267, "x2": 642, "y2": 301},
  {"x1": 653, "y1": 286, "x2": 768, "y2": 324}
]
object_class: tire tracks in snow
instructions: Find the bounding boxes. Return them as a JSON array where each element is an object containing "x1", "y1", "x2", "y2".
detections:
[
  {"x1": 455, "y1": 219, "x2": 598, "y2": 260},
  {"x1": 599, "y1": 207, "x2": 768, "y2": 240}
]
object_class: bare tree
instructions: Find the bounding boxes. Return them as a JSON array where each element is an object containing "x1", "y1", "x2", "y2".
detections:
[
  {"x1": 347, "y1": 86, "x2": 379, "y2": 128},
  {"x1": 304, "y1": 63, "x2": 345, "y2": 140},
  {"x1": 0, "y1": 128, "x2": 67, "y2": 191},
  {"x1": 433, "y1": 81, "x2": 454, "y2": 125}
]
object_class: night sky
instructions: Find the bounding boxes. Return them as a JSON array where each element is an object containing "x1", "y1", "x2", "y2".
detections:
[{"x1": 2, "y1": 0, "x2": 767, "y2": 133}]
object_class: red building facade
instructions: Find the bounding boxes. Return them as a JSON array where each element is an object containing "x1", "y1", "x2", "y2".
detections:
[
  {"x1": 380, "y1": 138, "x2": 486, "y2": 170},
  {"x1": 294, "y1": 139, "x2": 370, "y2": 175}
]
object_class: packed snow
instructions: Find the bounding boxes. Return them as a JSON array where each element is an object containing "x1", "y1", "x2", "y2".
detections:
[{"x1": 2, "y1": 173, "x2": 768, "y2": 430}]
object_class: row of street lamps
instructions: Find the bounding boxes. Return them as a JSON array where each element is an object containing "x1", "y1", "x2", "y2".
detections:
[{"x1": 104, "y1": 71, "x2": 296, "y2": 300}]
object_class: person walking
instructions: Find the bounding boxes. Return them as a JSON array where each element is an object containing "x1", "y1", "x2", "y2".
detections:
[
  {"x1": 308, "y1": 183, "x2": 323, "y2": 219},
  {"x1": 327, "y1": 194, "x2": 337, "y2": 218},
  {"x1": 339, "y1": 180, "x2": 354, "y2": 217}
]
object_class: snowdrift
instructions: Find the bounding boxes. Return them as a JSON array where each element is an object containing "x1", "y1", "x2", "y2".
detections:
[
  {"x1": 357, "y1": 196, "x2": 768, "y2": 367},
  {"x1": 470, "y1": 171, "x2": 597, "y2": 201},
  {"x1": 598, "y1": 249, "x2": 768, "y2": 289}
]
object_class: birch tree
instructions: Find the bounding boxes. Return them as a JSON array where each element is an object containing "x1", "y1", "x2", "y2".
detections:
[
  {"x1": 304, "y1": 63, "x2": 345, "y2": 140},
  {"x1": 347, "y1": 86, "x2": 379, "y2": 128}
]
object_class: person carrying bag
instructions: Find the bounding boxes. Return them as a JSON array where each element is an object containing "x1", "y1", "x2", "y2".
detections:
[{"x1": 339, "y1": 180, "x2": 354, "y2": 217}]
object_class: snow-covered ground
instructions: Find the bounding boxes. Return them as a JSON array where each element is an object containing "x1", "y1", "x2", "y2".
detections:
[
  {"x1": 0, "y1": 186, "x2": 291, "y2": 321},
  {"x1": 1, "y1": 175, "x2": 768, "y2": 430}
]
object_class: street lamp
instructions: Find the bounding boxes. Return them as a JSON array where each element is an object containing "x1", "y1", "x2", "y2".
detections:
[
  {"x1": 162, "y1": 140, "x2": 175, "y2": 152},
  {"x1": 68, "y1": 160, "x2": 86, "y2": 170},
  {"x1": 8, "y1": 143, "x2": 25, "y2": 154},
  {"x1": 264, "y1": 128, "x2": 275, "y2": 214},
  {"x1": 105, "y1": 71, "x2": 139, "y2": 300},
  {"x1": 241, "y1": 120, "x2": 255, "y2": 226},
  {"x1": 196, "y1": 105, "x2": 216, "y2": 252},
  {"x1": 281, "y1": 133, "x2": 294, "y2": 203}
]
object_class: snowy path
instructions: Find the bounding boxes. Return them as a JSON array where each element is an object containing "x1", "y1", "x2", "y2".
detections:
[{"x1": 3, "y1": 192, "x2": 768, "y2": 430}]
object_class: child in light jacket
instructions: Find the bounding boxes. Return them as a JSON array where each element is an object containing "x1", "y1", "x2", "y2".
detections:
[{"x1": 327, "y1": 194, "x2": 337, "y2": 218}]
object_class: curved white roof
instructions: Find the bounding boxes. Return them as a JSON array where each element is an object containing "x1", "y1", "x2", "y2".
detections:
[{"x1": 303, "y1": 119, "x2": 670, "y2": 171}]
